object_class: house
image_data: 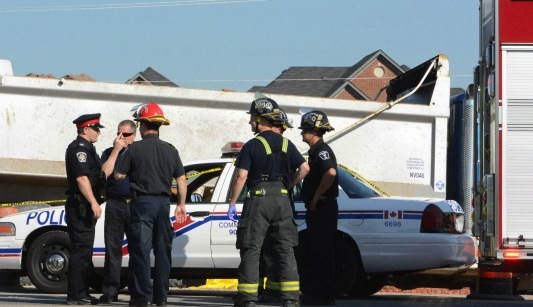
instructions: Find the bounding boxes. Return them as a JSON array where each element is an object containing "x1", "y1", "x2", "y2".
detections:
[
  {"x1": 249, "y1": 50, "x2": 407, "y2": 102},
  {"x1": 126, "y1": 67, "x2": 178, "y2": 87}
]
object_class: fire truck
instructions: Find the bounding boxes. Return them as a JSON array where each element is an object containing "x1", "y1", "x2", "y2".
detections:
[{"x1": 463, "y1": 0, "x2": 533, "y2": 296}]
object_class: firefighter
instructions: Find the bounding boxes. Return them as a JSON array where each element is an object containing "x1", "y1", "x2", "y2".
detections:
[
  {"x1": 228, "y1": 98, "x2": 309, "y2": 307},
  {"x1": 114, "y1": 103, "x2": 187, "y2": 307},
  {"x1": 258, "y1": 108, "x2": 294, "y2": 303},
  {"x1": 298, "y1": 110, "x2": 338, "y2": 306},
  {"x1": 65, "y1": 113, "x2": 124, "y2": 305}
]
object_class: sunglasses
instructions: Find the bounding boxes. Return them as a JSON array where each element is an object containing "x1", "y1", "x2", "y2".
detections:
[
  {"x1": 88, "y1": 125, "x2": 100, "y2": 133},
  {"x1": 118, "y1": 132, "x2": 135, "y2": 137}
]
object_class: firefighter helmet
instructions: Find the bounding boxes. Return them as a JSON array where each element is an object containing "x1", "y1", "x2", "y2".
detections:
[
  {"x1": 277, "y1": 108, "x2": 293, "y2": 130},
  {"x1": 298, "y1": 110, "x2": 334, "y2": 132},
  {"x1": 131, "y1": 102, "x2": 170, "y2": 125},
  {"x1": 248, "y1": 97, "x2": 281, "y2": 122}
]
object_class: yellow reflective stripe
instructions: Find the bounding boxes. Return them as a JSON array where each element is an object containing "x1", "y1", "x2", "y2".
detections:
[
  {"x1": 255, "y1": 136, "x2": 271, "y2": 155},
  {"x1": 279, "y1": 280, "x2": 299, "y2": 292},
  {"x1": 237, "y1": 283, "x2": 259, "y2": 293},
  {"x1": 281, "y1": 189, "x2": 288, "y2": 194},
  {"x1": 282, "y1": 137, "x2": 288, "y2": 153}
]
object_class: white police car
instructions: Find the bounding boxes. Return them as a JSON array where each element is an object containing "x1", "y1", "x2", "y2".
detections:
[{"x1": 0, "y1": 153, "x2": 476, "y2": 295}]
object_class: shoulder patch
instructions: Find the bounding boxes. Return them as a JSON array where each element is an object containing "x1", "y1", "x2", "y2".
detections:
[
  {"x1": 318, "y1": 151, "x2": 330, "y2": 160},
  {"x1": 76, "y1": 152, "x2": 87, "y2": 162}
]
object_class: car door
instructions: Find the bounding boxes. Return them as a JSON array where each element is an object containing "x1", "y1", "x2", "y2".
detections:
[
  {"x1": 210, "y1": 163, "x2": 242, "y2": 268},
  {"x1": 171, "y1": 161, "x2": 231, "y2": 268}
]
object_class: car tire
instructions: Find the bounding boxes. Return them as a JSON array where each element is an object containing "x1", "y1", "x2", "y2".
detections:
[
  {"x1": 296, "y1": 233, "x2": 360, "y2": 297},
  {"x1": 25, "y1": 231, "x2": 70, "y2": 293},
  {"x1": 334, "y1": 235, "x2": 360, "y2": 296},
  {"x1": 347, "y1": 274, "x2": 386, "y2": 297}
]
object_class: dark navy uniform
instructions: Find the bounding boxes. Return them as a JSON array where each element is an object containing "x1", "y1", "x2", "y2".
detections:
[
  {"x1": 65, "y1": 114, "x2": 105, "y2": 303},
  {"x1": 301, "y1": 139, "x2": 338, "y2": 302},
  {"x1": 235, "y1": 130, "x2": 304, "y2": 304},
  {"x1": 100, "y1": 147, "x2": 132, "y2": 301},
  {"x1": 115, "y1": 133, "x2": 184, "y2": 306}
]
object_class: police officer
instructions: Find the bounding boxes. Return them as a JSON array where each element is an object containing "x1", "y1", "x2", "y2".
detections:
[
  {"x1": 65, "y1": 113, "x2": 124, "y2": 305},
  {"x1": 227, "y1": 98, "x2": 309, "y2": 307},
  {"x1": 114, "y1": 103, "x2": 187, "y2": 307},
  {"x1": 99, "y1": 119, "x2": 137, "y2": 303},
  {"x1": 298, "y1": 110, "x2": 338, "y2": 306}
]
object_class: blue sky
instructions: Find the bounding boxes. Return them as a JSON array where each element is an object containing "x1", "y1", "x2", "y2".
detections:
[{"x1": 0, "y1": 0, "x2": 479, "y2": 92}]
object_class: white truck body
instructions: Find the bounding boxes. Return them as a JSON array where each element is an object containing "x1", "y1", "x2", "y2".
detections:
[{"x1": 0, "y1": 55, "x2": 451, "y2": 203}]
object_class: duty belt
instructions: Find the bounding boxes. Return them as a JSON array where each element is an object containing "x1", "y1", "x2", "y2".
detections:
[{"x1": 249, "y1": 187, "x2": 288, "y2": 197}]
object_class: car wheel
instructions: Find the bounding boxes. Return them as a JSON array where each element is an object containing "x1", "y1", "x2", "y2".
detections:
[
  {"x1": 347, "y1": 274, "x2": 386, "y2": 297},
  {"x1": 25, "y1": 231, "x2": 69, "y2": 293},
  {"x1": 334, "y1": 235, "x2": 360, "y2": 296},
  {"x1": 296, "y1": 233, "x2": 360, "y2": 297}
]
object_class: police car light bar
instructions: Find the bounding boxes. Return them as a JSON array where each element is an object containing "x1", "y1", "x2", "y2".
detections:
[{"x1": 221, "y1": 142, "x2": 244, "y2": 158}]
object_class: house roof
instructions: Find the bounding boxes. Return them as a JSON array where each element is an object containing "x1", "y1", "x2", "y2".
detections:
[
  {"x1": 127, "y1": 67, "x2": 178, "y2": 87},
  {"x1": 249, "y1": 50, "x2": 406, "y2": 98}
]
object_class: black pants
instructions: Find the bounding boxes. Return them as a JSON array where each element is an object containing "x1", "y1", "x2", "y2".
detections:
[
  {"x1": 258, "y1": 194, "x2": 295, "y2": 297},
  {"x1": 128, "y1": 196, "x2": 172, "y2": 305},
  {"x1": 304, "y1": 198, "x2": 338, "y2": 301},
  {"x1": 65, "y1": 198, "x2": 97, "y2": 300},
  {"x1": 101, "y1": 198, "x2": 131, "y2": 298},
  {"x1": 235, "y1": 181, "x2": 299, "y2": 303}
]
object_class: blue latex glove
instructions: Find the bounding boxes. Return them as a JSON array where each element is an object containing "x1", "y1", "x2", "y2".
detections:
[{"x1": 227, "y1": 204, "x2": 238, "y2": 221}]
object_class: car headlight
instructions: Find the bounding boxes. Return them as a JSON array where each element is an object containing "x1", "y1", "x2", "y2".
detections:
[{"x1": 0, "y1": 222, "x2": 16, "y2": 236}]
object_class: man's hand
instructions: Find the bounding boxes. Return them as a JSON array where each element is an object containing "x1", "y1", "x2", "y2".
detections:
[
  {"x1": 113, "y1": 133, "x2": 128, "y2": 150},
  {"x1": 174, "y1": 204, "x2": 187, "y2": 224},
  {"x1": 91, "y1": 203, "x2": 102, "y2": 219},
  {"x1": 227, "y1": 204, "x2": 238, "y2": 221}
]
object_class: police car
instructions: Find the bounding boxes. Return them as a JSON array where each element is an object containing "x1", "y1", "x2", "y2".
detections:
[{"x1": 0, "y1": 147, "x2": 476, "y2": 296}]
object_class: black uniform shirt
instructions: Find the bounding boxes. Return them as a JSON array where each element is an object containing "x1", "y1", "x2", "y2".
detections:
[
  {"x1": 115, "y1": 133, "x2": 184, "y2": 196},
  {"x1": 65, "y1": 136, "x2": 102, "y2": 195},
  {"x1": 302, "y1": 139, "x2": 338, "y2": 202},
  {"x1": 235, "y1": 130, "x2": 305, "y2": 189},
  {"x1": 102, "y1": 147, "x2": 132, "y2": 198}
]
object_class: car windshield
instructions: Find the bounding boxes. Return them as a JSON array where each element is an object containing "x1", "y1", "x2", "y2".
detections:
[{"x1": 338, "y1": 166, "x2": 383, "y2": 198}]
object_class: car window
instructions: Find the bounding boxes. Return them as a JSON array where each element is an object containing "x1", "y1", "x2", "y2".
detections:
[
  {"x1": 171, "y1": 163, "x2": 225, "y2": 203},
  {"x1": 338, "y1": 167, "x2": 382, "y2": 198}
]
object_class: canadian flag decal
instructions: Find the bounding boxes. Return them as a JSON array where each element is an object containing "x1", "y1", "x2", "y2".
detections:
[{"x1": 384, "y1": 210, "x2": 403, "y2": 219}]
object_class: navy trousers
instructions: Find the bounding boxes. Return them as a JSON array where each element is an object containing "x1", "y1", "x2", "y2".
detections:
[{"x1": 128, "y1": 196, "x2": 173, "y2": 305}]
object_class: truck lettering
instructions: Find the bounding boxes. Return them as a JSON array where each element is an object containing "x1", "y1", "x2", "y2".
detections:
[{"x1": 409, "y1": 172, "x2": 424, "y2": 178}]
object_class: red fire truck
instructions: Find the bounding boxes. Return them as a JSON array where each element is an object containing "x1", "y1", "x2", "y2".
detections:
[{"x1": 469, "y1": 0, "x2": 533, "y2": 296}]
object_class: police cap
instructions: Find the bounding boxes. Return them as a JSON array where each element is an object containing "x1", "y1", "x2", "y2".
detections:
[{"x1": 73, "y1": 113, "x2": 105, "y2": 129}]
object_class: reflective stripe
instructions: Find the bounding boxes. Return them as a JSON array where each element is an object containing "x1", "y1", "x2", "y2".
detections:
[
  {"x1": 252, "y1": 188, "x2": 288, "y2": 196},
  {"x1": 255, "y1": 136, "x2": 272, "y2": 155},
  {"x1": 255, "y1": 136, "x2": 288, "y2": 154},
  {"x1": 237, "y1": 283, "x2": 259, "y2": 294},
  {"x1": 282, "y1": 137, "x2": 288, "y2": 153},
  {"x1": 265, "y1": 280, "x2": 299, "y2": 292},
  {"x1": 279, "y1": 280, "x2": 299, "y2": 292}
]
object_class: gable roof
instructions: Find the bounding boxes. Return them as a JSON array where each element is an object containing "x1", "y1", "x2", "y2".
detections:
[
  {"x1": 127, "y1": 67, "x2": 178, "y2": 87},
  {"x1": 249, "y1": 50, "x2": 406, "y2": 99}
]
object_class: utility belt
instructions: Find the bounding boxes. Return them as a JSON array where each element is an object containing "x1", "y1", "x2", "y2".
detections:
[
  {"x1": 248, "y1": 181, "x2": 288, "y2": 197},
  {"x1": 67, "y1": 193, "x2": 101, "y2": 218}
]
